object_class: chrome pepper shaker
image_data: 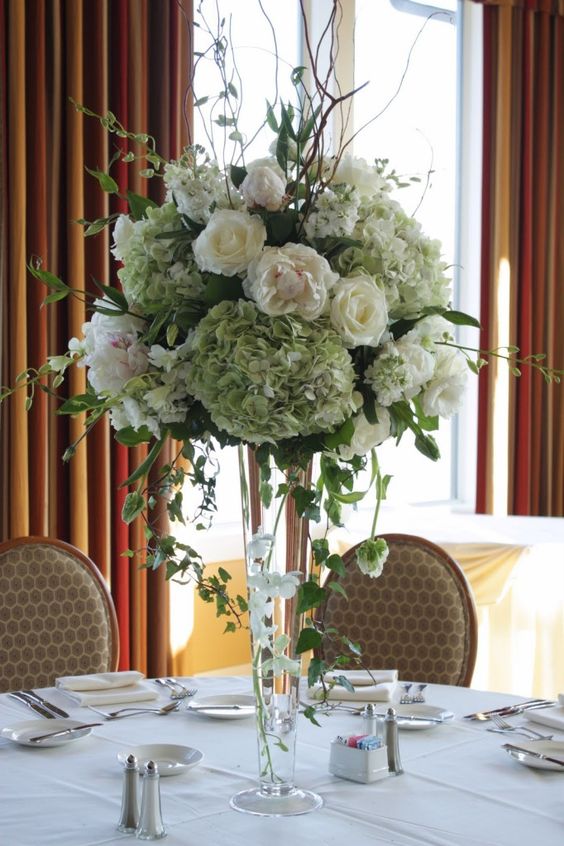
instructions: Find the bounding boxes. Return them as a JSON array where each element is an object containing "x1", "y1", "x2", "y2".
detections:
[
  {"x1": 117, "y1": 753, "x2": 140, "y2": 833},
  {"x1": 136, "y1": 760, "x2": 166, "y2": 840},
  {"x1": 384, "y1": 707, "x2": 403, "y2": 775}
]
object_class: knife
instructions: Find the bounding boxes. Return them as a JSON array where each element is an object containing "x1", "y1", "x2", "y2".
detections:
[
  {"x1": 502, "y1": 743, "x2": 564, "y2": 767},
  {"x1": 21, "y1": 690, "x2": 69, "y2": 719},
  {"x1": 8, "y1": 692, "x2": 58, "y2": 719},
  {"x1": 28, "y1": 723, "x2": 102, "y2": 743},
  {"x1": 463, "y1": 699, "x2": 555, "y2": 720},
  {"x1": 187, "y1": 704, "x2": 255, "y2": 712}
]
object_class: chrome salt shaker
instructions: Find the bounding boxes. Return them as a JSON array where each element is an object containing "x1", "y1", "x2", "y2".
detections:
[
  {"x1": 117, "y1": 753, "x2": 140, "y2": 833},
  {"x1": 136, "y1": 760, "x2": 166, "y2": 840},
  {"x1": 362, "y1": 703, "x2": 378, "y2": 738},
  {"x1": 384, "y1": 707, "x2": 403, "y2": 775}
]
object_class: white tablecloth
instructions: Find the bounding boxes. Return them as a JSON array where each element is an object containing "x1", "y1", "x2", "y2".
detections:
[{"x1": 1, "y1": 677, "x2": 563, "y2": 845}]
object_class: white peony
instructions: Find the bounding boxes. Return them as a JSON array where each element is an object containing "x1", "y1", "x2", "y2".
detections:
[
  {"x1": 111, "y1": 214, "x2": 135, "y2": 261},
  {"x1": 421, "y1": 346, "x2": 468, "y2": 418},
  {"x1": 192, "y1": 208, "x2": 266, "y2": 276},
  {"x1": 330, "y1": 153, "x2": 389, "y2": 197},
  {"x1": 241, "y1": 165, "x2": 286, "y2": 211},
  {"x1": 76, "y1": 301, "x2": 148, "y2": 396},
  {"x1": 244, "y1": 243, "x2": 338, "y2": 319},
  {"x1": 330, "y1": 274, "x2": 388, "y2": 348},
  {"x1": 338, "y1": 408, "x2": 391, "y2": 461}
]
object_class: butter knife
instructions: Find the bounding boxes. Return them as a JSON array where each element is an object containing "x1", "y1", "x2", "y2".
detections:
[
  {"x1": 463, "y1": 699, "x2": 555, "y2": 720},
  {"x1": 28, "y1": 723, "x2": 102, "y2": 743},
  {"x1": 502, "y1": 743, "x2": 564, "y2": 767},
  {"x1": 8, "y1": 692, "x2": 57, "y2": 719},
  {"x1": 187, "y1": 704, "x2": 255, "y2": 712},
  {"x1": 21, "y1": 690, "x2": 69, "y2": 719}
]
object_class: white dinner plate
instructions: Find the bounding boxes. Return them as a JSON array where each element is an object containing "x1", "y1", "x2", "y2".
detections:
[
  {"x1": 0, "y1": 719, "x2": 96, "y2": 747},
  {"x1": 392, "y1": 704, "x2": 454, "y2": 730},
  {"x1": 186, "y1": 694, "x2": 256, "y2": 720},
  {"x1": 503, "y1": 740, "x2": 564, "y2": 771},
  {"x1": 117, "y1": 744, "x2": 203, "y2": 776}
]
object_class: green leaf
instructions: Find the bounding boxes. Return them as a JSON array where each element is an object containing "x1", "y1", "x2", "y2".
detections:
[
  {"x1": 325, "y1": 554, "x2": 346, "y2": 577},
  {"x1": 115, "y1": 425, "x2": 154, "y2": 446},
  {"x1": 122, "y1": 491, "x2": 145, "y2": 524},
  {"x1": 27, "y1": 263, "x2": 68, "y2": 292},
  {"x1": 302, "y1": 705, "x2": 322, "y2": 727},
  {"x1": 267, "y1": 210, "x2": 298, "y2": 246},
  {"x1": 297, "y1": 580, "x2": 326, "y2": 614},
  {"x1": 341, "y1": 636, "x2": 362, "y2": 657},
  {"x1": 120, "y1": 436, "x2": 166, "y2": 487},
  {"x1": 443, "y1": 310, "x2": 481, "y2": 329},
  {"x1": 224, "y1": 621, "x2": 237, "y2": 634},
  {"x1": 298, "y1": 104, "x2": 322, "y2": 143},
  {"x1": 43, "y1": 290, "x2": 70, "y2": 304},
  {"x1": 323, "y1": 417, "x2": 354, "y2": 450},
  {"x1": 230, "y1": 164, "x2": 248, "y2": 188},
  {"x1": 194, "y1": 96, "x2": 209, "y2": 107},
  {"x1": 85, "y1": 166, "x2": 119, "y2": 193},
  {"x1": 202, "y1": 274, "x2": 243, "y2": 306},
  {"x1": 328, "y1": 581, "x2": 348, "y2": 599},
  {"x1": 98, "y1": 285, "x2": 129, "y2": 311},
  {"x1": 58, "y1": 393, "x2": 102, "y2": 414},
  {"x1": 332, "y1": 674, "x2": 355, "y2": 693},
  {"x1": 227, "y1": 82, "x2": 238, "y2": 98},
  {"x1": 291, "y1": 66, "x2": 306, "y2": 86},
  {"x1": 218, "y1": 566, "x2": 232, "y2": 583},
  {"x1": 415, "y1": 433, "x2": 441, "y2": 461},
  {"x1": 265, "y1": 100, "x2": 278, "y2": 132},
  {"x1": 127, "y1": 190, "x2": 158, "y2": 221},
  {"x1": 296, "y1": 627, "x2": 323, "y2": 654},
  {"x1": 275, "y1": 129, "x2": 289, "y2": 174},
  {"x1": 312, "y1": 538, "x2": 329, "y2": 566},
  {"x1": 307, "y1": 656, "x2": 326, "y2": 688},
  {"x1": 279, "y1": 103, "x2": 297, "y2": 141}
]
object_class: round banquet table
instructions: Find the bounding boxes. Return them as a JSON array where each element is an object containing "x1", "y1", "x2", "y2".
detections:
[{"x1": 0, "y1": 677, "x2": 562, "y2": 846}]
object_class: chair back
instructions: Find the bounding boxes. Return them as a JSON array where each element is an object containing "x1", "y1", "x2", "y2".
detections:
[
  {"x1": 316, "y1": 533, "x2": 478, "y2": 686},
  {"x1": 0, "y1": 536, "x2": 119, "y2": 692}
]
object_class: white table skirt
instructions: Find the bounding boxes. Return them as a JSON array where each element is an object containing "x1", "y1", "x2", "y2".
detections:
[{"x1": 0, "y1": 677, "x2": 563, "y2": 845}]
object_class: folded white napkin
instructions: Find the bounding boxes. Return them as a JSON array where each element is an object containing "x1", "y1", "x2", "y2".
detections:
[
  {"x1": 526, "y1": 699, "x2": 564, "y2": 732},
  {"x1": 309, "y1": 669, "x2": 398, "y2": 702},
  {"x1": 55, "y1": 671, "x2": 159, "y2": 707}
]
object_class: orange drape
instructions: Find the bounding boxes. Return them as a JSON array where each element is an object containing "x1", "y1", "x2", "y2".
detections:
[
  {"x1": 0, "y1": 0, "x2": 192, "y2": 674},
  {"x1": 473, "y1": 0, "x2": 564, "y2": 515}
]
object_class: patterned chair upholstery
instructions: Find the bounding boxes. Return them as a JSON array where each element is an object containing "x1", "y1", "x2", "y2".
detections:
[
  {"x1": 316, "y1": 533, "x2": 478, "y2": 686},
  {"x1": 0, "y1": 537, "x2": 119, "y2": 692}
]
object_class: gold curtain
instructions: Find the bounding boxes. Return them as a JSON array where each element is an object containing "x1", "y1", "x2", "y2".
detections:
[{"x1": 0, "y1": 0, "x2": 192, "y2": 674}]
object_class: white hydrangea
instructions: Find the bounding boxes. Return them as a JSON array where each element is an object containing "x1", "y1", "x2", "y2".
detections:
[
  {"x1": 364, "y1": 338, "x2": 435, "y2": 406},
  {"x1": 114, "y1": 203, "x2": 204, "y2": 311},
  {"x1": 304, "y1": 185, "x2": 361, "y2": 240},
  {"x1": 244, "y1": 243, "x2": 337, "y2": 319},
  {"x1": 420, "y1": 346, "x2": 468, "y2": 418}
]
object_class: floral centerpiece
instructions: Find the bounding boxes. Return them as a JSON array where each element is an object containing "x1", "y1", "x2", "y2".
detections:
[{"x1": 5, "y1": 0, "x2": 559, "y2": 818}]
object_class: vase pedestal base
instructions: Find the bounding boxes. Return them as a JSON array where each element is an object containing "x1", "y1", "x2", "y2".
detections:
[{"x1": 229, "y1": 786, "x2": 323, "y2": 817}]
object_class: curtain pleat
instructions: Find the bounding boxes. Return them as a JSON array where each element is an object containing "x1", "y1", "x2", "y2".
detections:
[
  {"x1": 0, "y1": 0, "x2": 193, "y2": 674},
  {"x1": 475, "y1": 0, "x2": 564, "y2": 516}
]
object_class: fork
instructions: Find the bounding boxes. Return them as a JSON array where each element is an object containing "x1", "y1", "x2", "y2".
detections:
[
  {"x1": 399, "y1": 683, "x2": 413, "y2": 704},
  {"x1": 87, "y1": 702, "x2": 180, "y2": 720},
  {"x1": 488, "y1": 714, "x2": 553, "y2": 740},
  {"x1": 412, "y1": 684, "x2": 427, "y2": 703},
  {"x1": 154, "y1": 678, "x2": 197, "y2": 700}
]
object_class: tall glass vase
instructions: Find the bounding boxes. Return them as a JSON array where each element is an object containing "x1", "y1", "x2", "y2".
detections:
[{"x1": 229, "y1": 446, "x2": 323, "y2": 817}]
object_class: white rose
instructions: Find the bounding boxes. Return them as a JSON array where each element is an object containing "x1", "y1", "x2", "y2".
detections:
[
  {"x1": 330, "y1": 274, "x2": 388, "y2": 348},
  {"x1": 421, "y1": 346, "x2": 468, "y2": 418},
  {"x1": 338, "y1": 409, "x2": 391, "y2": 460},
  {"x1": 111, "y1": 214, "x2": 135, "y2": 261},
  {"x1": 244, "y1": 243, "x2": 338, "y2": 319},
  {"x1": 192, "y1": 209, "x2": 266, "y2": 276},
  {"x1": 330, "y1": 153, "x2": 388, "y2": 197},
  {"x1": 241, "y1": 165, "x2": 286, "y2": 211}
]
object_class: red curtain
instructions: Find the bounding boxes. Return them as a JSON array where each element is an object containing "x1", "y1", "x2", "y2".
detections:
[
  {"x1": 0, "y1": 0, "x2": 192, "y2": 673},
  {"x1": 473, "y1": 0, "x2": 564, "y2": 515}
]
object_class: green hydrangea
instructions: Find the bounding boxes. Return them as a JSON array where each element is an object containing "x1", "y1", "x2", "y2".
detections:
[
  {"x1": 118, "y1": 202, "x2": 204, "y2": 313},
  {"x1": 186, "y1": 300, "x2": 357, "y2": 444}
]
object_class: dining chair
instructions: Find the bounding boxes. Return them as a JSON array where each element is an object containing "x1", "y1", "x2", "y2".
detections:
[
  {"x1": 316, "y1": 533, "x2": 478, "y2": 686},
  {"x1": 0, "y1": 536, "x2": 119, "y2": 692}
]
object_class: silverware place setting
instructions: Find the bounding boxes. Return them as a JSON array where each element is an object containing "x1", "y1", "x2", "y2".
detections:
[
  {"x1": 8, "y1": 690, "x2": 69, "y2": 719},
  {"x1": 463, "y1": 699, "x2": 556, "y2": 720},
  {"x1": 154, "y1": 678, "x2": 198, "y2": 700},
  {"x1": 86, "y1": 702, "x2": 180, "y2": 720},
  {"x1": 487, "y1": 714, "x2": 554, "y2": 740}
]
